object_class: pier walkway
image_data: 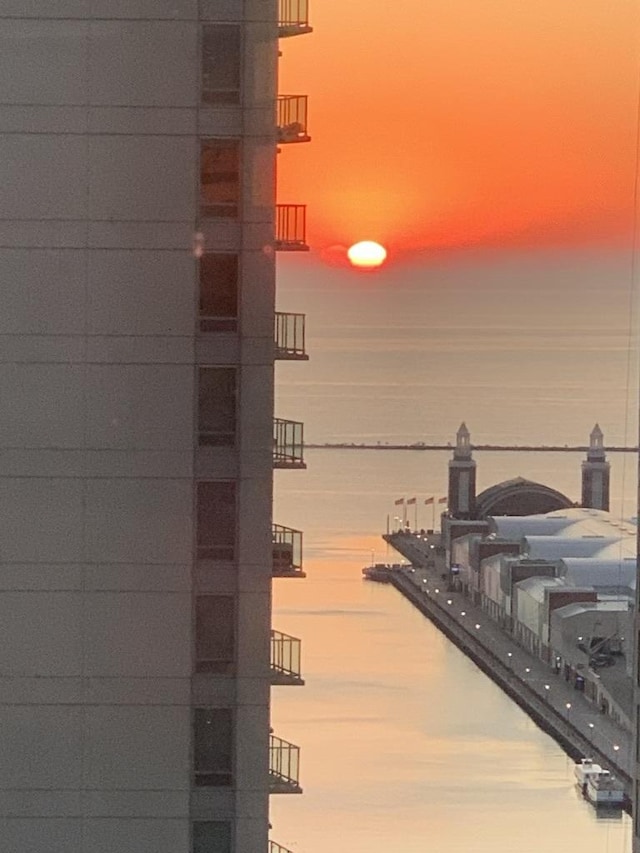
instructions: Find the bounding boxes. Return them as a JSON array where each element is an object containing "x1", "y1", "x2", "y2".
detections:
[{"x1": 377, "y1": 532, "x2": 632, "y2": 800}]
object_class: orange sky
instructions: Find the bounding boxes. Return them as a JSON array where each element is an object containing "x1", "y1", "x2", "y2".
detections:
[{"x1": 277, "y1": 0, "x2": 640, "y2": 256}]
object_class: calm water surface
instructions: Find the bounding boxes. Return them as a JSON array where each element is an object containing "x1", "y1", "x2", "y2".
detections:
[{"x1": 270, "y1": 249, "x2": 636, "y2": 852}]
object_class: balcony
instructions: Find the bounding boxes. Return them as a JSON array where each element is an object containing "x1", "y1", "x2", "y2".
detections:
[
  {"x1": 269, "y1": 734, "x2": 302, "y2": 793},
  {"x1": 273, "y1": 523, "x2": 304, "y2": 578},
  {"x1": 275, "y1": 204, "x2": 309, "y2": 251},
  {"x1": 278, "y1": 0, "x2": 312, "y2": 37},
  {"x1": 269, "y1": 843, "x2": 295, "y2": 853},
  {"x1": 275, "y1": 311, "x2": 308, "y2": 360},
  {"x1": 273, "y1": 418, "x2": 305, "y2": 469},
  {"x1": 271, "y1": 630, "x2": 304, "y2": 686},
  {"x1": 277, "y1": 95, "x2": 310, "y2": 144}
]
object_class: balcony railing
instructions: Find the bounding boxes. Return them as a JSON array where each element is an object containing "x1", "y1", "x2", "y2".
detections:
[
  {"x1": 269, "y1": 842, "x2": 295, "y2": 853},
  {"x1": 273, "y1": 418, "x2": 305, "y2": 469},
  {"x1": 275, "y1": 204, "x2": 309, "y2": 251},
  {"x1": 269, "y1": 734, "x2": 302, "y2": 793},
  {"x1": 271, "y1": 630, "x2": 304, "y2": 685},
  {"x1": 275, "y1": 311, "x2": 308, "y2": 360},
  {"x1": 278, "y1": 0, "x2": 312, "y2": 37},
  {"x1": 277, "y1": 95, "x2": 310, "y2": 144},
  {"x1": 273, "y1": 523, "x2": 304, "y2": 577}
]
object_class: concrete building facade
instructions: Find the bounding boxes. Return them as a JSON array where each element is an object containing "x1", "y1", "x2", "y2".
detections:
[{"x1": 0, "y1": 3, "x2": 309, "y2": 851}]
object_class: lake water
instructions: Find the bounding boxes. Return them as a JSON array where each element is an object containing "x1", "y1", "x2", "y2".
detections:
[{"x1": 270, "y1": 248, "x2": 636, "y2": 852}]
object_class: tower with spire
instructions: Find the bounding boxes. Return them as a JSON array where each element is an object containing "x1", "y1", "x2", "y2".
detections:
[
  {"x1": 581, "y1": 423, "x2": 610, "y2": 511},
  {"x1": 448, "y1": 422, "x2": 477, "y2": 519}
]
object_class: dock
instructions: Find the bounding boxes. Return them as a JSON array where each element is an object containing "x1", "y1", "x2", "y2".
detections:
[{"x1": 369, "y1": 531, "x2": 632, "y2": 804}]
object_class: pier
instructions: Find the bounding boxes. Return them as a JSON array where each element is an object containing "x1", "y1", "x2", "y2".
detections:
[{"x1": 371, "y1": 532, "x2": 632, "y2": 804}]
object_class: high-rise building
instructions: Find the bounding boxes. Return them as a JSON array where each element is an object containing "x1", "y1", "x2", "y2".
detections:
[{"x1": 0, "y1": 3, "x2": 310, "y2": 851}]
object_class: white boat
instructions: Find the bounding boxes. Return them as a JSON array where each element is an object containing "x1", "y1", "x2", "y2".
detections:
[
  {"x1": 584, "y1": 769, "x2": 625, "y2": 806},
  {"x1": 574, "y1": 758, "x2": 603, "y2": 786}
]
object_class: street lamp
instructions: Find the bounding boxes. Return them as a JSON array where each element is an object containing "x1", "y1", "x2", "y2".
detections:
[
  {"x1": 565, "y1": 702, "x2": 571, "y2": 718},
  {"x1": 544, "y1": 684, "x2": 550, "y2": 701},
  {"x1": 588, "y1": 722, "x2": 595, "y2": 741}
]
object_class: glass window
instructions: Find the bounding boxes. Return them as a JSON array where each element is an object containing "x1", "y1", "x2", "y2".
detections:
[
  {"x1": 200, "y1": 254, "x2": 238, "y2": 333},
  {"x1": 196, "y1": 595, "x2": 235, "y2": 674},
  {"x1": 193, "y1": 822, "x2": 231, "y2": 853},
  {"x1": 194, "y1": 708, "x2": 233, "y2": 787},
  {"x1": 197, "y1": 481, "x2": 236, "y2": 561},
  {"x1": 202, "y1": 25, "x2": 241, "y2": 105},
  {"x1": 198, "y1": 367, "x2": 236, "y2": 447},
  {"x1": 201, "y1": 139, "x2": 240, "y2": 218}
]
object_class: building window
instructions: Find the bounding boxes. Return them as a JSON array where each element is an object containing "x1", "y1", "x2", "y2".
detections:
[
  {"x1": 196, "y1": 596, "x2": 235, "y2": 674},
  {"x1": 201, "y1": 140, "x2": 240, "y2": 218},
  {"x1": 202, "y1": 25, "x2": 241, "y2": 105},
  {"x1": 193, "y1": 822, "x2": 231, "y2": 853},
  {"x1": 194, "y1": 708, "x2": 233, "y2": 787},
  {"x1": 198, "y1": 367, "x2": 236, "y2": 447},
  {"x1": 200, "y1": 254, "x2": 238, "y2": 333},
  {"x1": 197, "y1": 481, "x2": 236, "y2": 561}
]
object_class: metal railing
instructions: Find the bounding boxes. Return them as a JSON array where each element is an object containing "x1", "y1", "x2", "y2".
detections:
[
  {"x1": 273, "y1": 418, "x2": 305, "y2": 468},
  {"x1": 271, "y1": 630, "x2": 303, "y2": 684},
  {"x1": 275, "y1": 204, "x2": 308, "y2": 251},
  {"x1": 272, "y1": 523, "x2": 304, "y2": 576},
  {"x1": 277, "y1": 95, "x2": 310, "y2": 143},
  {"x1": 269, "y1": 843, "x2": 295, "y2": 853},
  {"x1": 275, "y1": 311, "x2": 308, "y2": 360},
  {"x1": 269, "y1": 734, "x2": 302, "y2": 793},
  {"x1": 278, "y1": 0, "x2": 312, "y2": 36}
]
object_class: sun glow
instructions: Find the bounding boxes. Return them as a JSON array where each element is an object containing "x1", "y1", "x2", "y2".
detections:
[{"x1": 347, "y1": 241, "x2": 388, "y2": 269}]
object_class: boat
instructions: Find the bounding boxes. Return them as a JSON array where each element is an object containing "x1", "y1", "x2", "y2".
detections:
[
  {"x1": 362, "y1": 563, "x2": 410, "y2": 582},
  {"x1": 584, "y1": 769, "x2": 625, "y2": 807},
  {"x1": 574, "y1": 758, "x2": 603, "y2": 786}
]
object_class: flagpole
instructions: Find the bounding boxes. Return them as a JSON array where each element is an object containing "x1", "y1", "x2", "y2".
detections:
[{"x1": 432, "y1": 500, "x2": 435, "y2": 531}]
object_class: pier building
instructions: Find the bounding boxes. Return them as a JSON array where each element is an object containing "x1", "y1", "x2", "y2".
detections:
[{"x1": 0, "y1": 3, "x2": 311, "y2": 851}]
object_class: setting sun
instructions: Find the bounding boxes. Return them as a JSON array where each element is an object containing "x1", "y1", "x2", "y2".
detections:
[{"x1": 347, "y1": 241, "x2": 388, "y2": 269}]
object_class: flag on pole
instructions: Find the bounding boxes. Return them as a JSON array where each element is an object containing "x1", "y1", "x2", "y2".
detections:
[
  {"x1": 406, "y1": 497, "x2": 417, "y2": 505},
  {"x1": 394, "y1": 498, "x2": 405, "y2": 506},
  {"x1": 424, "y1": 496, "x2": 434, "y2": 505},
  {"x1": 438, "y1": 496, "x2": 448, "y2": 504}
]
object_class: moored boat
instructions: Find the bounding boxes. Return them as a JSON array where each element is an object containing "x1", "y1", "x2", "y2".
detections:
[
  {"x1": 584, "y1": 769, "x2": 625, "y2": 807},
  {"x1": 574, "y1": 758, "x2": 602, "y2": 787},
  {"x1": 362, "y1": 563, "x2": 410, "y2": 582}
]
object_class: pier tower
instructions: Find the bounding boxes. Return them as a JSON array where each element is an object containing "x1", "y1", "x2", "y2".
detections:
[
  {"x1": 581, "y1": 423, "x2": 610, "y2": 511},
  {"x1": 448, "y1": 422, "x2": 477, "y2": 520}
]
